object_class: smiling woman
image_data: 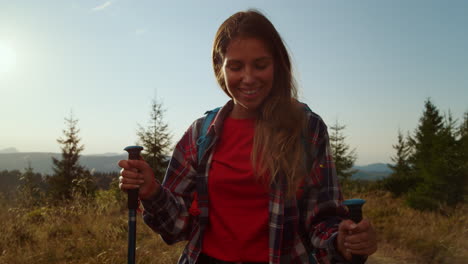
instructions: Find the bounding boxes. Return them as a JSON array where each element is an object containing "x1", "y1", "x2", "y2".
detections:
[{"x1": 0, "y1": 41, "x2": 17, "y2": 74}]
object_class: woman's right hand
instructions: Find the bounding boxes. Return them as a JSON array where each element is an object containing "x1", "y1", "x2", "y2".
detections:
[{"x1": 118, "y1": 159, "x2": 160, "y2": 200}]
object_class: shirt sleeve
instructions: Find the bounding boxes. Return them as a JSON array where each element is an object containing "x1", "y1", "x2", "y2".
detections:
[
  {"x1": 302, "y1": 116, "x2": 350, "y2": 263},
  {"x1": 140, "y1": 120, "x2": 200, "y2": 245}
]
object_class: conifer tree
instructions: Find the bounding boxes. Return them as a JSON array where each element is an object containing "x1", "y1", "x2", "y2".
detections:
[
  {"x1": 384, "y1": 130, "x2": 415, "y2": 196},
  {"x1": 389, "y1": 130, "x2": 411, "y2": 175},
  {"x1": 407, "y1": 99, "x2": 444, "y2": 173},
  {"x1": 460, "y1": 112, "x2": 468, "y2": 144},
  {"x1": 329, "y1": 120, "x2": 357, "y2": 182},
  {"x1": 438, "y1": 111, "x2": 465, "y2": 206},
  {"x1": 136, "y1": 99, "x2": 172, "y2": 183},
  {"x1": 48, "y1": 112, "x2": 95, "y2": 200},
  {"x1": 0, "y1": 170, "x2": 21, "y2": 199},
  {"x1": 405, "y1": 99, "x2": 464, "y2": 210},
  {"x1": 457, "y1": 111, "x2": 468, "y2": 202},
  {"x1": 17, "y1": 162, "x2": 43, "y2": 206}
]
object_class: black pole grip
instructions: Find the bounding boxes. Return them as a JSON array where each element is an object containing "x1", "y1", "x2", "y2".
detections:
[
  {"x1": 124, "y1": 146, "x2": 143, "y2": 210},
  {"x1": 343, "y1": 199, "x2": 367, "y2": 264},
  {"x1": 124, "y1": 146, "x2": 143, "y2": 264}
]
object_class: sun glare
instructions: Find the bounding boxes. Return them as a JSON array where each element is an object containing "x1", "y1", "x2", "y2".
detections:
[{"x1": 0, "y1": 41, "x2": 17, "y2": 74}]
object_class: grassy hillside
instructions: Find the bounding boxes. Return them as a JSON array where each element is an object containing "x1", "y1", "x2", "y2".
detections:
[
  {"x1": 1, "y1": 187, "x2": 466, "y2": 264},
  {"x1": 0, "y1": 192, "x2": 185, "y2": 264},
  {"x1": 343, "y1": 187, "x2": 468, "y2": 264}
]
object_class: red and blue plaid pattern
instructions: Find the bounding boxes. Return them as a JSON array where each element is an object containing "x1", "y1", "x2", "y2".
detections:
[{"x1": 141, "y1": 100, "x2": 349, "y2": 264}]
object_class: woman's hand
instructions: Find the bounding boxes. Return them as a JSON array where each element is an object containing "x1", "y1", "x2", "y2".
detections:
[
  {"x1": 118, "y1": 159, "x2": 160, "y2": 200},
  {"x1": 337, "y1": 219, "x2": 377, "y2": 261}
]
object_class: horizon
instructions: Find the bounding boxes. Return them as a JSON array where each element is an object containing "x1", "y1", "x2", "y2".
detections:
[
  {"x1": 1, "y1": 1, "x2": 467, "y2": 165},
  {"x1": 0, "y1": 147, "x2": 406, "y2": 168},
  {"x1": 0, "y1": 151, "x2": 393, "y2": 176},
  {"x1": 0, "y1": 148, "x2": 394, "y2": 167}
]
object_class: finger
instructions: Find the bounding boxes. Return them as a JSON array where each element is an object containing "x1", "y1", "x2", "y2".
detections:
[
  {"x1": 118, "y1": 159, "x2": 148, "y2": 172},
  {"x1": 118, "y1": 159, "x2": 130, "y2": 169},
  {"x1": 120, "y1": 175, "x2": 144, "y2": 185},
  {"x1": 119, "y1": 176, "x2": 142, "y2": 190},
  {"x1": 344, "y1": 227, "x2": 377, "y2": 255},
  {"x1": 345, "y1": 230, "x2": 372, "y2": 244},
  {"x1": 344, "y1": 238, "x2": 374, "y2": 251},
  {"x1": 121, "y1": 168, "x2": 144, "y2": 180},
  {"x1": 347, "y1": 243, "x2": 378, "y2": 256},
  {"x1": 120, "y1": 183, "x2": 140, "y2": 190},
  {"x1": 352, "y1": 219, "x2": 371, "y2": 233},
  {"x1": 339, "y1": 219, "x2": 357, "y2": 233},
  {"x1": 118, "y1": 181, "x2": 130, "y2": 192},
  {"x1": 127, "y1": 159, "x2": 150, "y2": 171}
]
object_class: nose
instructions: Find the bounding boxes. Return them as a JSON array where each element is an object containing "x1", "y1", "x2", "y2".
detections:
[{"x1": 241, "y1": 67, "x2": 255, "y2": 85}]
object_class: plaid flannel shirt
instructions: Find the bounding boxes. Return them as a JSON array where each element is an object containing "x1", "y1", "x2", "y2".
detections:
[{"x1": 141, "y1": 100, "x2": 350, "y2": 264}]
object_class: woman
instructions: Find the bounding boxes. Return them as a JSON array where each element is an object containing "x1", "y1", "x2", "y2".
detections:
[{"x1": 119, "y1": 10, "x2": 377, "y2": 264}]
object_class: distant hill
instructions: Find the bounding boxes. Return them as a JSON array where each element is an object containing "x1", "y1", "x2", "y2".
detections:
[
  {"x1": 0, "y1": 152, "x2": 127, "y2": 175},
  {"x1": 352, "y1": 163, "x2": 392, "y2": 180},
  {"x1": 0, "y1": 152, "x2": 392, "y2": 180},
  {"x1": 0, "y1": 147, "x2": 19, "y2": 153},
  {"x1": 354, "y1": 163, "x2": 392, "y2": 172}
]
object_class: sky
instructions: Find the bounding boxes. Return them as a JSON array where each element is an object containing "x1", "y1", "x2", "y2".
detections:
[{"x1": 0, "y1": 0, "x2": 467, "y2": 165}]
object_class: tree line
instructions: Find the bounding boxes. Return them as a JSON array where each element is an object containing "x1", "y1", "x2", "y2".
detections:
[
  {"x1": 1, "y1": 98, "x2": 466, "y2": 212},
  {"x1": 0, "y1": 99, "x2": 172, "y2": 207}
]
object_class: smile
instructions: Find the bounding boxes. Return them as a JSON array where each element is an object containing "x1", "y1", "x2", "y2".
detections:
[{"x1": 240, "y1": 88, "x2": 259, "y2": 95}]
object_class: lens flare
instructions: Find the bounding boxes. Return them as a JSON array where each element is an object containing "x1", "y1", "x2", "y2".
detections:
[{"x1": 0, "y1": 41, "x2": 17, "y2": 74}]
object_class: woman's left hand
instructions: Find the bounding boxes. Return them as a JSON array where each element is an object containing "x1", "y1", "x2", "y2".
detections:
[{"x1": 336, "y1": 219, "x2": 378, "y2": 260}]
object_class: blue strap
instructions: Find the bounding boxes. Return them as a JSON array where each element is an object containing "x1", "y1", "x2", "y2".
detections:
[
  {"x1": 196, "y1": 107, "x2": 221, "y2": 163},
  {"x1": 196, "y1": 104, "x2": 311, "y2": 164}
]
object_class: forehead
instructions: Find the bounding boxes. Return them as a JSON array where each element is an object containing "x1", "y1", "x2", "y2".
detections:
[{"x1": 224, "y1": 37, "x2": 272, "y2": 60}]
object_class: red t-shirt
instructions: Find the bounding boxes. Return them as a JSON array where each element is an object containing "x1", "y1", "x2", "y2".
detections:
[{"x1": 201, "y1": 117, "x2": 270, "y2": 262}]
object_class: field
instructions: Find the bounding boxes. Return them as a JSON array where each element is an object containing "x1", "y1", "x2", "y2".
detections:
[{"x1": 0, "y1": 187, "x2": 467, "y2": 264}]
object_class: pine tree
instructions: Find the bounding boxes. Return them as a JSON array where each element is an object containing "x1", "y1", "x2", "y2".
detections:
[
  {"x1": 457, "y1": 111, "x2": 468, "y2": 203},
  {"x1": 48, "y1": 112, "x2": 95, "y2": 200},
  {"x1": 438, "y1": 111, "x2": 465, "y2": 206},
  {"x1": 0, "y1": 170, "x2": 21, "y2": 199},
  {"x1": 329, "y1": 120, "x2": 357, "y2": 182},
  {"x1": 389, "y1": 130, "x2": 411, "y2": 175},
  {"x1": 384, "y1": 130, "x2": 415, "y2": 196},
  {"x1": 405, "y1": 99, "x2": 460, "y2": 210},
  {"x1": 136, "y1": 99, "x2": 172, "y2": 183},
  {"x1": 460, "y1": 112, "x2": 468, "y2": 144},
  {"x1": 407, "y1": 99, "x2": 444, "y2": 175},
  {"x1": 17, "y1": 162, "x2": 44, "y2": 207}
]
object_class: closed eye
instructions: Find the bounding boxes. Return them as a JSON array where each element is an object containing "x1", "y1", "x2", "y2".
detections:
[
  {"x1": 255, "y1": 63, "x2": 269, "y2": 70},
  {"x1": 254, "y1": 58, "x2": 272, "y2": 70},
  {"x1": 226, "y1": 61, "x2": 243, "y2": 71},
  {"x1": 228, "y1": 65, "x2": 242, "y2": 71}
]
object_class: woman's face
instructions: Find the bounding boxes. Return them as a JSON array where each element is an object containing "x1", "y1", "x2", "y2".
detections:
[{"x1": 222, "y1": 37, "x2": 274, "y2": 119}]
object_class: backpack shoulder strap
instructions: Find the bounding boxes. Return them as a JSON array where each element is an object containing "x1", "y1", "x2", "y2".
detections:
[
  {"x1": 303, "y1": 103, "x2": 313, "y2": 114},
  {"x1": 196, "y1": 107, "x2": 221, "y2": 163}
]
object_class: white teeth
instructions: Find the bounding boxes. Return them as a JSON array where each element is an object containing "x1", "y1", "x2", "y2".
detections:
[{"x1": 243, "y1": 89, "x2": 257, "y2": 95}]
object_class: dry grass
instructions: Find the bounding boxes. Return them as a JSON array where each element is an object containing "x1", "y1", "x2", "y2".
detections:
[
  {"x1": 0, "y1": 191, "x2": 184, "y2": 264},
  {"x1": 0, "y1": 188, "x2": 466, "y2": 263},
  {"x1": 345, "y1": 188, "x2": 468, "y2": 264}
]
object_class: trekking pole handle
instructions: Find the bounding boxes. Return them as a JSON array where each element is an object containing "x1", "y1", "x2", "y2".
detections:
[
  {"x1": 124, "y1": 146, "x2": 144, "y2": 210},
  {"x1": 343, "y1": 199, "x2": 367, "y2": 264},
  {"x1": 124, "y1": 146, "x2": 143, "y2": 264}
]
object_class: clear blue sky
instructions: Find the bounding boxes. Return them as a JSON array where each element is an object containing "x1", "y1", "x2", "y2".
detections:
[{"x1": 1, "y1": 0, "x2": 467, "y2": 165}]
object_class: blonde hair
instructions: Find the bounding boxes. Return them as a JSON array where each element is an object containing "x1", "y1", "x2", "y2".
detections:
[{"x1": 212, "y1": 10, "x2": 307, "y2": 197}]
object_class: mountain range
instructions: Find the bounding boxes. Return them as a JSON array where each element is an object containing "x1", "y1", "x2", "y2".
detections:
[{"x1": 0, "y1": 152, "x2": 392, "y2": 180}]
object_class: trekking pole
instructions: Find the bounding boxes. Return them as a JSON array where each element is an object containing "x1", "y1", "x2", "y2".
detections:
[
  {"x1": 124, "y1": 145, "x2": 144, "y2": 264},
  {"x1": 343, "y1": 199, "x2": 367, "y2": 264}
]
